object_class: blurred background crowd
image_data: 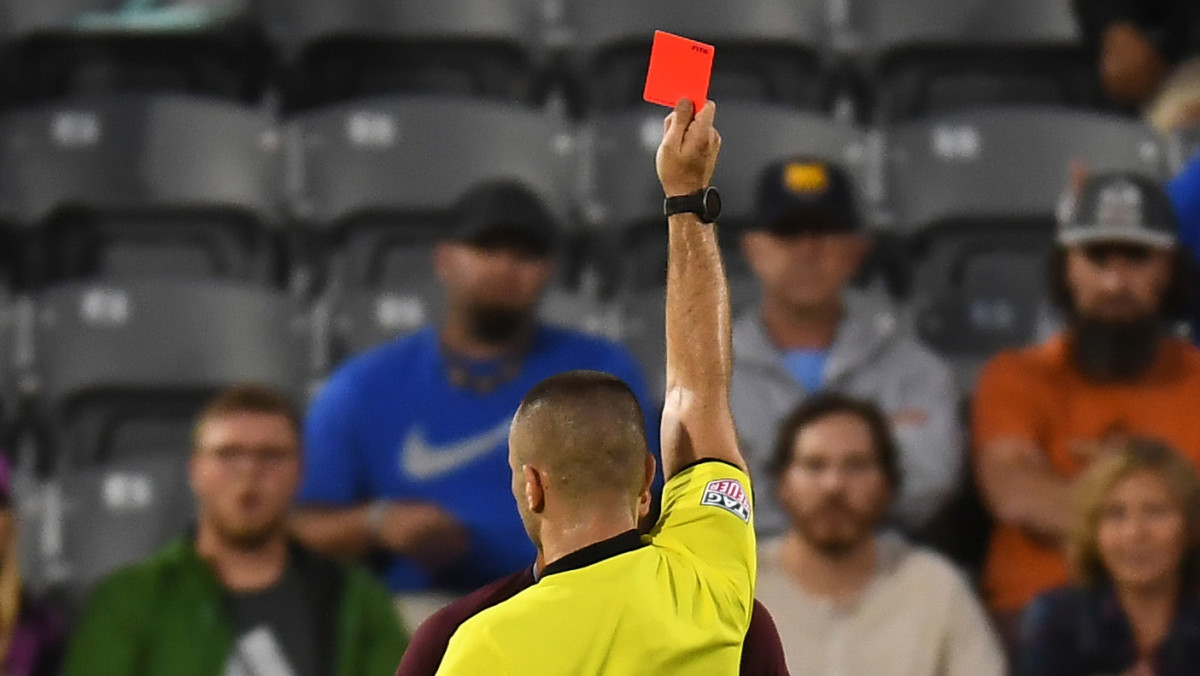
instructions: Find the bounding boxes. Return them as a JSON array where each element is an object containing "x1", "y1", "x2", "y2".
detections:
[{"x1": 2, "y1": 0, "x2": 1200, "y2": 674}]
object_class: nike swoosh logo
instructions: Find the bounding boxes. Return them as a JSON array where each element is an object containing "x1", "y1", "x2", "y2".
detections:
[{"x1": 400, "y1": 420, "x2": 512, "y2": 480}]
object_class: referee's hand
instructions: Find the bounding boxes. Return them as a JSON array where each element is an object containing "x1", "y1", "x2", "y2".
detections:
[{"x1": 656, "y1": 99, "x2": 721, "y2": 198}]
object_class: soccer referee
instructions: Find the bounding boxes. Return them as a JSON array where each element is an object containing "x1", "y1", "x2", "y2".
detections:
[{"x1": 436, "y1": 98, "x2": 756, "y2": 674}]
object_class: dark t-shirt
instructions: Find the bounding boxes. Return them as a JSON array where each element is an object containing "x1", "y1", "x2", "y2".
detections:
[
  {"x1": 395, "y1": 566, "x2": 791, "y2": 676},
  {"x1": 1019, "y1": 585, "x2": 1200, "y2": 676},
  {"x1": 225, "y1": 564, "x2": 321, "y2": 676}
]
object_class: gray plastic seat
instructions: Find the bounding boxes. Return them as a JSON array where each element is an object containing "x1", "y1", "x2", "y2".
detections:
[
  {"x1": 563, "y1": 0, "x2": 831, "y2": 112},
  {"x1": 885, "y1": 106, "x2": 1166, "y2": 238},
  {"x1": 268, "y1": 0, "x2": 545, "y2": 109},
  {"x1": 1, "y1": 0, "x2": 265, "y2": 103},
  {"x1": 853, "y1": 0, "x2": 1098, "y2": 120},
  {"x1": 0, "y1": 94, "x2": 284, "y2": 286},
  {"x1": 32, "y1": 453, "x2": 195, "y2": 608},
  {"x1": 32, "y1": 278, "x2": 309, "y2": 467}
]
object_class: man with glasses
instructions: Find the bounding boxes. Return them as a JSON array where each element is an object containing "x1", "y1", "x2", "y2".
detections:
[
  {"x1": 63, "y1": 385, "x2": 408, "y2": 676},
  {"x1": 973, "y1": 172, "x2": 1200, "y2": 645}
]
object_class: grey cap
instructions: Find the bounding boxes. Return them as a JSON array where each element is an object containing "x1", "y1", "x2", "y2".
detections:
[{"x1": 1058, "y1": 172, "x2": 1178, "y2": 249}]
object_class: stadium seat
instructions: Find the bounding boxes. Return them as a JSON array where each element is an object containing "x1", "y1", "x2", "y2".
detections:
[
  {"x1": 30, "y1": 453, "x2": 195, "y2": 607},
  {"x1": 853, "y1": 0, "x2": 1100, "y2": 120},
  {"x1": 269, "y1": 0, "x2": 546, "y2": 110},
  {"x1": 290, "y1": 96, "x2": 575, "y2": 360},
  {"x1": 562, "y1": 0, "x2": 831, "y2": 113},
  {"x1": 30, "y1": 279, "x2": 309, "y2": 467},
  {"x1": 884, "y1": 105, "x2": 1166, "y2": 384},
  {"x1": 884, "y1": 106, "x2": 1167, "y2": 237},
  {"x1": 0, "y1": 0, "x2": 267, "y2": 104},
  {"x1": 0, "y1": 94, "x2": 285, "y2": 287}
]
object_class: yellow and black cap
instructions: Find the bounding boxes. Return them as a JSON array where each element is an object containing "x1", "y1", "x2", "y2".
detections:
[{"x1": 751, "y1": 157, "x2": 860, "y2": 235}]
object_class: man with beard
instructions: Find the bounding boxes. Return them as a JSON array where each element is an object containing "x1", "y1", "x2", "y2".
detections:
[
  {"x1": 63, "y1": 385, "x2": 407, "y2": 676},
  {"x1": 757, "y1": 392, "x2": 1005, "y2": 676},
  {"x1": 973, "y1": 171, "x2": 1200, "y2": 646},
  {"x1": 292, "y1": 181, "x2": 655, "y2": 593}
]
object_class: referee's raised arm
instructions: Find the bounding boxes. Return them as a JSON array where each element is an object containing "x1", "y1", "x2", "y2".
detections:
[{"x1": 656, "y1": 99, "x2": 745, "y2": 479}]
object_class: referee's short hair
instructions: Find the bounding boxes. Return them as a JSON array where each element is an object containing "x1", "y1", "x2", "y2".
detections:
[
  {"x1": 766, "y1": 392, "x2": 901, "y2": 491},
  {"x1": 513, "y1": 370, "x2": 649, "y2": 502}
]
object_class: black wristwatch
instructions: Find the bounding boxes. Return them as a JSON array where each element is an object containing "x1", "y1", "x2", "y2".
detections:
[{"x1": 664, "y1": 186, "x2": 721, "y2": 224}]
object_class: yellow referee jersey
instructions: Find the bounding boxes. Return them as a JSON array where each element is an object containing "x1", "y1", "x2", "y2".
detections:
[{"x1": 436, "y1": 460, "x2": 756, "y2": 675}]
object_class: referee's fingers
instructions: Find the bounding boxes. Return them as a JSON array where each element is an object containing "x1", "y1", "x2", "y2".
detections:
[
  {"x1": 662, "y1": 99, "x2": 693, "y2": 151},
  {"x1": 681, "y1": 100, "x2": 716, "y2": 159}
]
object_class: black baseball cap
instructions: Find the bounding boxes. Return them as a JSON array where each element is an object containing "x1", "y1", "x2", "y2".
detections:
[
  {"x1": 751, "y1": 157, "x2": 861, "y2": 235},
  {"x1": 451, "y1": 181, "x2": 559, "y2": 254},
  {"x1": 1058, "y1": 172, "x2": 1178, "y2": 249}
]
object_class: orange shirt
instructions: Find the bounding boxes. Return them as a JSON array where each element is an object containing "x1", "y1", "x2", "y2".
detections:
[{"x1": 972, "y1": 332, "x2": 1200, "y2": 612}]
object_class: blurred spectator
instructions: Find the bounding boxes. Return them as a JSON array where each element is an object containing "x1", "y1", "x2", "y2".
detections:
[
  {"x1": 974, "y1": 172, "x2": 1200, "y2": 644},
  {"x1": 1168, "y1": 151, "x2": 1200, "y2": 287},
  {"x1": 757, "y1": 393, "x2": 1005, "y2": 676},
  {"x1": 1018, "y1": 437, "x2": 1200, "y2": 675},
  {"x1": 732, "y1": 157, "x2": 960, "y2": 537},
  {"x1": 293, "y1": 182, "x2": 656, "y2": 592},
  {"x1": 1073, "y1": 0, "x2": 1200, "y2": 106},
  {"x1": 1147, "y1": 59, "x2": 1200, "y2": 133},
  {"x1": 63, "y1": 385, "x2": 407, "y2": 676},
  {"x1": 0, "y1": 456, "x2": 65, "y2": 676}
]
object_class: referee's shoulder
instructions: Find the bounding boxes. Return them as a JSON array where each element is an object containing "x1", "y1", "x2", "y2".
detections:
[{"x1": 450, "y1": 583, "x2": 542, "y2": 643}]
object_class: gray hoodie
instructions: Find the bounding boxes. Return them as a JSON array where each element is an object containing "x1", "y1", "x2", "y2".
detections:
[{"x1": 731, "y1": 290, "x2": 962, "y2": 537}]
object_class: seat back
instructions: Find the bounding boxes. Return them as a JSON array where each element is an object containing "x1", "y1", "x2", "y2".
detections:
[
  {"x1": 35, "y1": 454, "x2": 195, "y2": 607},
  {"x1": 33, "y1": 279, "x2": 308, "y2": 466},
  {"x1": 3, "y1": 0, "x2": 265, "y2": 102},
  {"x1": 855, "y1": 0, "x2": 1096, "y2": 119},
  {"x1": 271, "y1": 0, "x2": 544, "y2": 108},
  {"x1": 565, "y1": 0, "x2": 829, "y2": 111},
  {"x1": 0, "y1": 94, "x2": 283, "y2": 285}
]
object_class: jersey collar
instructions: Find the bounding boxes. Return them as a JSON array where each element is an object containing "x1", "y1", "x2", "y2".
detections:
[{"x1": 540, "y1": 529, "x2": 646, "y2": 578}]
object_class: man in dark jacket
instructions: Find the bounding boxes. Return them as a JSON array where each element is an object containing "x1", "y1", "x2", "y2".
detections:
[{"x1": 62, "y1": 384, "x2": 408, "y2": 676}]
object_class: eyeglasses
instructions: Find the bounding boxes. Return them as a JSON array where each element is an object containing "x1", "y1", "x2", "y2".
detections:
[{"x1": 204, "y1": 446, "x2": 295, "y2": 466}]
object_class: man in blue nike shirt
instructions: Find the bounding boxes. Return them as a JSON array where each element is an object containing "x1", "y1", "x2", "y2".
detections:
[{"x1": 292, "y1": 181, "x2": 657, "y2": 592}]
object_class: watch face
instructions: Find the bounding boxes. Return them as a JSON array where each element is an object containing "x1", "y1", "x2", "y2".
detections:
[{"x1": 703, "y1": 188, "x2": 722, "y2": 219}]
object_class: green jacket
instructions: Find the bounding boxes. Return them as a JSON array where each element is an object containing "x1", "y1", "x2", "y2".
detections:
[{"x1": 62, "y1": 538, "x2": 408, "y2": 676}]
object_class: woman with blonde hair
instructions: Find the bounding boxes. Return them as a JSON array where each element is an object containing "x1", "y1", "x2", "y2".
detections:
[
  {"x1": 0, "y1": 455, "x2": 63, "y2": 676},
  {"x1": 1018, "y1": 437, "x2": 1200, "y2": 676}
]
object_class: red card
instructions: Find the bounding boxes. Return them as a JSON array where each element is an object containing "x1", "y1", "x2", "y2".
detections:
[{"x1": 643, "y1": 30, "x2": 715, "y2": 109}]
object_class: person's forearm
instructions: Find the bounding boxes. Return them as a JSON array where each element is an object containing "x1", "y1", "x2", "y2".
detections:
[
  {"x1": 661, "y1": 211, "x2": 740, "y2": 475},
  {"x1": 291, "y1": 506, "x2": 376, "y2": 560},
  {"x1": 890, "y1": 411, "x2": 962, "y2": 529},
  {"x1": 978, "y1": 464, "x2": 1074, "y2": 541}
]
